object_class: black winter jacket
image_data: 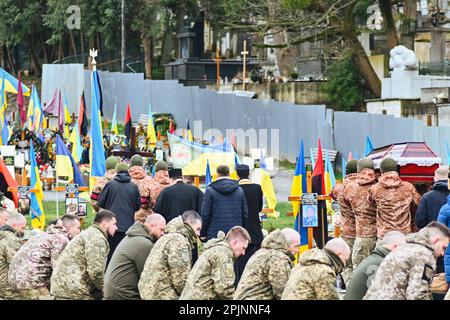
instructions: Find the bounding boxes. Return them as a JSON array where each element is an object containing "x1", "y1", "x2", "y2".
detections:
[{"x1": 416, "y1": 180, "x2": 449, "y2": 229}]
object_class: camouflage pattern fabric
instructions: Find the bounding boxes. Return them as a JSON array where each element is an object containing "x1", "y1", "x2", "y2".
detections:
[
  {"x1": 9, "y1": 220, "x2": 72, "y2": 291},
  {"x1": 0, "y1": 225, "x2": 22, "y2": 299},
  {"x1": 330, "y1": 173, "x2": 358, "y2": 239},
  {"x1": 148, "y1": 171, "x2": 173, "y2": 208},
  {"x1": 90, "y1": 170, "x2": 116, "y2": 211},
  {"x1": 281, "y1": 248, "x2": 344, "y2": 300},
  {"x1": 129, "y1": 166, "x2": 153, "y2": 212},
  {"x1": 368, "y1": 171, "x2": 421, "y2": 238},
  {"x1": 233, "y1": 229, "x2": 295, "y2": 300},
  {"x1": 341, "y1": 236, "x2": 355, "y2": 284},
  {"x1": 138, "y1": 216, "x2": 197, "y2": 300},
  {"x1": 18, "y1": 287, "x2": 52, "y2": 300},
  {"x1": 50, "y1": 224, "x2": 109, "y2": 300},
  {"x1": 363, "y1": 232, "x2": 436, "y2": 300},
  {"x1": 352, "y1": 236, "x2": 377, "y2": 269}
]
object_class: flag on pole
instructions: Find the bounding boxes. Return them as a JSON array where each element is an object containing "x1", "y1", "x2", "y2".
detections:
[
  {"x1": 0, "y1": 74, "x2": 6, "y2": 115},
  {"x1": 147, "y1": 103, "x2": 157, "y2": 146},
  {"x1": 290, "y1": 140, "x2": 308, "y2": 253},
  {"x1": 56, "y1": 134, "x2": 84, "y2": 185},
  {"x1": 364, "y1": 136, "x2": 374, "y2": 157},
  {"x1": 89, "y1": 69, "x2": 106, "y2": 191},
  {"x1": 342, "y1": 156, "x2": 347, "y2": 179},
  {"x1": 1, "y1": 116, "x2": 9, "y2": 145},
  {"x1": 124, "y1": 103, "x2": 132, "y2": 142},
  {"x1": 185, "y1": 119, "x2": 193, "y2": 142},
  {"x1": 78, "y1": 92, "x2": 88, "y2": 136},
  {"x1": 205, "y1": 159, "x2": 212, "y2": 186},
  {"x1": 312, "y1": 139, "x2": 328, "y2": 248},
  {"x1": 69, "y1": 124, "x2": 83, "y2": 163},
  {"x1": 17, "y1": 72, "x2": 26, "y2": 126},
  {"x1": 63, "y1": 92, "x2": 71, "y2": 139},
  {"x1": 111, "y1": 104, "x2": 118, "y2": 135},
  {"x1": 324, "y1": 150, "x2": 336, "y2": 194},
  {"x1": 30, "y1": 141, "x2": 45, "y2": 230}
]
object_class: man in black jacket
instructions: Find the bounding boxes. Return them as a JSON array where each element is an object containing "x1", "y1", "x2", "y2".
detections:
[
  {"x1": 154, "y1": 168, "x2": 204, "y2": 223},
  {"x1": 235, "y1": 164, "x2": 263, "y2": 285},
  {"x1": 98, "y1": 162, "x2": 141, "y2": 263},
  {"x1": 201, "y1": 165, "x2": 248, "y2": 241}
]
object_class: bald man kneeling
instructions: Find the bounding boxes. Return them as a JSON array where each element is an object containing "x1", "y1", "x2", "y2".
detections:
[
  {"x1": 281, "y1": 238, "x2": 351, "y2": 300},
  {"x1": 104, "y1": 214, "x2": 166, "y2": 300}
]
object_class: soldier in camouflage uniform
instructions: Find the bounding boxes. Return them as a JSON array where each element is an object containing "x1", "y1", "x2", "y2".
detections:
[
  {"x1": 138, "y1": 211, "x2": 201, "y2": 300},
  {"x1": 368, "y1": 157, "x2": 421, "y2": 241},
  {"x1": 343, "y1": 158, "x2": 378, "y2": 269},
  {"x1": 129, "y1": 154, "x2": 153, "y2": 222},
  {"x1": 0, "y1": 213, "x2": 26, "y2": 300},
  {"x1": 90, "y1": 156, "x2": 118, "y2": 212},
  {"x1": 50, "y1": 211, "x2": 117, "y2": 300},
  {"x1": 233, "y1": 228, "x2": 299, "y2": 300},
  {"x1": 180, "y1": 226, "x2": 251, "y2": 300},
  {"x1": 330, "y1": 159, "x2": 357, "y2": 283},
  {"x1": 281, "y1": 238, "x2": 350, "y2": 300},
  {"x1": 148, "y1": 160, "x2": 173, "y2": 208},
  {"x1": 364, "y1": 221, "x2": 450, "y2": 300},
  {"x1": 8, "y1": 215, "x2": 81, "y2": 300}
]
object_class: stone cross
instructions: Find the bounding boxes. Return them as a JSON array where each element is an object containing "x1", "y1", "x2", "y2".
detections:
[{"x1": 241, "y1": 40, "x2": 249, "y2": 91}]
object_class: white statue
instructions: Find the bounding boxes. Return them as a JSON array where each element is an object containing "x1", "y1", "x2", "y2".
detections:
[{"x1": 389, "y1": 45, "x2": 418, "y2": 70}]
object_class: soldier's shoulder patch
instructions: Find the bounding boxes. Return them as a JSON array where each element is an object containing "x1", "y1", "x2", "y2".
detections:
[
  {"x1": 285, "y1": 262, "x2": 291, "y2": 274},
  {"x1": 181, "y1": 248, "x2": 190, "y2": 262},
  {"x1": 422, "y1": 263, "x2": 434, "y2": 283}
]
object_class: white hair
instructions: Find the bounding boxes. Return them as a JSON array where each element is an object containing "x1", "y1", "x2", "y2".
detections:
[
  {"x1": 381, "y1": 231, "x2": 406, "y2": 246},
  {"x1": 7, "y1": 212, "x2": 26, "y2": 225},
  {"x1": 145, "y1": 213, "x2": 166, "y2": 225},
  {"x1": 325, "y1": 238, "x2": 351, "y2": 255},
  {"x1": 280, "y1": 228, "x2": 300, "y2": 245}
]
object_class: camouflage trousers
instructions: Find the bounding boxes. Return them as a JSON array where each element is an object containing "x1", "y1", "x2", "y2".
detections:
[
  {"x1": 341, "y1": 236, "x2": 355, "y2": 285},
  {"x1": 0, "y1": 286, "x2": 21, "y2": 300},
  {"x1": 352, "y1": 236, "x2": 377, "y2": 270},
  {"x1": 18, "y1": 287, "x2": 53, "y2": 300}
]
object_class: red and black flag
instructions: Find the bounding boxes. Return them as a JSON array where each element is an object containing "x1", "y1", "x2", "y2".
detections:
[
  {"x1": 312, "y1": 139, "x2": 328, "y2": 248},
  {"x1": 124, "y1": 103, "x2": 132, "y2": 142},
  {"x1": 17, "y1": 72, "x2": 26, "y2": 126},
  {"x1": 78, "y1": 92, "x2": 88, "y2": 136}
]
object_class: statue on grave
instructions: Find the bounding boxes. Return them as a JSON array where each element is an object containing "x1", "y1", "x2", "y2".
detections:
[{"x1": 389, "y1": 45, "x2": 418, "y2": 71}]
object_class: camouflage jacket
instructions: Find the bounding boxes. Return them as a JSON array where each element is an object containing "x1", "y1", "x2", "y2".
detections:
[
  {"x1": 129, "y1": 166, "x2": 153, "y2": 209},
  {"x1": 8, "y1": 220, "x2": 72, "y2": 290},
  {"x1": 0, "y1": 225, "x2": 22, "y2": 297},
  {"x1": 343, "y1": 169, "x2": 377, "y2": 238},
  {"x1": 50, "y1": 224, "x2": 109, "y2": 300},
  {"x1": 281, "y1": 248, "x2": 344, "y2": 300},
  {"x1": 90, "y1": 170, "x2": 116, "y2": 211},
  {"x1": 180, "y1": 232, "x2": 235, "y2": 300},
  {"x1": 330, "y1": 173, "x2": 358, "y2": 238},
  {"x1": 368, "y1": 172, "x2": 421, "y2": 237},
  {"x1": 363, "y1": 232, "x2": 436, "y2": 300},
  {"x1": 148, "y1": 171, "x2": 173, "y2": 207},
  {"x1": 234, "y1": 229, "x2": 295, "y2": 300},
  {"x1": 138, "y1": 216, "x2": 197, "y2": 300}
]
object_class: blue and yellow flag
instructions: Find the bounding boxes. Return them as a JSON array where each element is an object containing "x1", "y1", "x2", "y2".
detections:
[
  {"x1": 1, "y1": 116, "x2": 9, "y2": 145},
  {"x1": 0, "y1": 67, "x2": 30, "y2": 96},
  {"x1": 290, "y1": 140, "x2": 308, "y2": 253},
  {"x1": 56, "y1": 134, "x2": 84, "y2": 185},
  {"x1": 147, "y1": 103, "x2": 157, "y2": 146},
  {"x1": 185, "y1": 118, "x2": 193, "y2": 142},
  {"x1": 205, "y1": 159, "x2": 212, "y2": 186},
  {"x1": 27, "y1": 86, "x2": 43, "y2": 131},
  {"x1": 324, "y1": 150, "x2": 336, "y2": 194},
  {"x1": 63, "y1": 92, "x2": 71, "y2": 139},
  {"x1": 69, "y1": 124, "x2": 83, "y2": 163},
  {"x1": 30, "y1": 141, "x2": 45, "y2": 230},
  {"x1": 111, "y1": 104, "x2": 118, "y2": 135},
  {"x1": 89, "y1": 69, "x2": 106, "y2": 190}
]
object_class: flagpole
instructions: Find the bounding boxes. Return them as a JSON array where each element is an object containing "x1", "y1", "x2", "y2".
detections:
[{"x1": 56, "y1": 177, "x2": 59, "y2": 219}]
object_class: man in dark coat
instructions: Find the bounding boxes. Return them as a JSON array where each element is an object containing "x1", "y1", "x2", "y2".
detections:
[
  {"x1": 104, "y1": 214, "x2": 166, "y2": 300},
  {"x1": 154, "y1": 168, "x2": 204, "y2": 223},
  {"x1": 201, "y1": 165, "x2": 248, "y2": 241},
  {"x1": 235, "y1": 164, "x2": 263, "y2": 286},
  {"x1": 416, "y1": 166, "x2": 449, "y2": 229},
  {"x1": 98, "y1": 162, "x2": 141, "y2": 263}
]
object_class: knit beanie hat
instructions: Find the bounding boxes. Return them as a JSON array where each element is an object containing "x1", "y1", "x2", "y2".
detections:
[
  {"x1": 130, "y1": 154, "x2": 144, "y2": 167},
  {"x1": 155, "y1": 160, "x2": 168, "y2": 172},
  {"x1": 106, "y1": 156, "x2": 119, "y2": 170},
  {"x1": 380, "y1": 157, "x2": 398, "y2": 173},
  {"x1": 115, "y1": 162, "x2": 129, "y2": 173},
  {"x1": 357, "y1": 158, "x2": 374, "y2": 173},
  {"x1": 346, "y1": 160, "x2": 358, "y2": 175}
]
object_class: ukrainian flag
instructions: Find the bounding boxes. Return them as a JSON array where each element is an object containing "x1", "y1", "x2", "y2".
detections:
[
  {"x1": 324, "y1": 150, "x2": 336, "y2": 194},
  {"x1": 111, "y1": 104, "x2": 118, "y2": 135},
  {"x1": 30, "y1": 141, "x2": 45, "y2": 230},
  {"x1": 69, "y1": 124, "x2": 83, "y2": 163},
  {"x1": 147, "y1": 103, "x2": 157, "y2": 147},
  {"x1": 185, "y1": 118, "x2": 193, "y2": 142},
  {"x1": 205, "y1": 159, "x2": 212, "y2": 186},
  {"x1": 290, "y1": 140, "x2": 308, "y2": 254},
  {"x1": 56, "y1": 134, "x2": 84, "y2": 185},
  {"x1": 0, "y1": 74, "x2": 6, "y2": 115},
  {"x1": 1, "y1": 116, "x2": 9, "y2": 145},
  {"x1": 0, "y1": 68, "x2": 30, "y2": 96},
  {"x1": 89, "y1": 69, "x2": 106, "y2": 191},
  {"x1": 63, "y1": 92, "x2": 71, "y2": 139},
  {"x1": 27, "y1": 86, "x2": 43, "y2": 132}
]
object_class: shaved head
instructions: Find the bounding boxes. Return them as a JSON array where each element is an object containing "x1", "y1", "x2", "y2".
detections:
[
  {"x1": 381, "y1": 231, "x2": 406, "y2": 247},
  {"x1": 0, "y1": 208, "x2": 9, "y2": 227},
  {"x1": 325, "y1": 238, "x2": 351, "y2": 264},
  {"x1": 7, "y1": 213, "x2": 27, "y2": 236},
  {"x1": 144, "y1": 213, "x2": 166, "y2": 239},
  {"x1": 145, "y1": 213, "x2": 166, "y2": 225}
]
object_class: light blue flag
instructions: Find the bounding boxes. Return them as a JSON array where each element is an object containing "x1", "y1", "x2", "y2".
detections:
[
  {"x1": 205, "y1": 159, "x2": 212, "y2": 186},
  {"x1": 342, "y1": 156, "x2": 347, "y2": 179},
  {"x1": 364, "y1": 136, "x2": 374, "y2": 157},
  {"x1": 1, "y1": 116, "x2": 8, "y2": 145}
]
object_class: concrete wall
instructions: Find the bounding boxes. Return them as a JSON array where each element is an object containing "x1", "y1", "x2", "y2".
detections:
[{"x1": 366, "y1": 100, "x2": 402, "y2": 118}]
